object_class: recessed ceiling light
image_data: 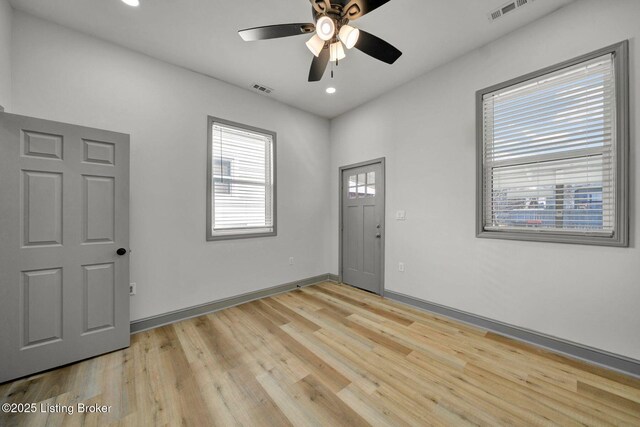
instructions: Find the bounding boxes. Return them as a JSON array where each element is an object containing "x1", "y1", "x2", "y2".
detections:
[
  {"x1": 121, "y1": 0, "x2": 140, "y2": 7},
  {"x1": 326, "y1": 87, "x2": 336, "y2": 94}
]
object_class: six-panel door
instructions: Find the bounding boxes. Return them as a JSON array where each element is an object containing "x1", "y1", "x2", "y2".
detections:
[{"x1": 0, "y1": 113, "x2": 130, "y2": 383}]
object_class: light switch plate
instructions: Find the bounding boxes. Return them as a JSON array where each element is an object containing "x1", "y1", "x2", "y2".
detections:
[{"x1": 396, "y1": 210, "x2": 406, "y2": 220}]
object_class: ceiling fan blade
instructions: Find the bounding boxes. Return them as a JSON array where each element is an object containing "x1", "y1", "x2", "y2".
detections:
[
  {"x1": 238, "y1": 23, "x2": 315, "y2": 42},
  {"x1": 342, "y1": 0, "x2": 392, "y2": 20},
  {"x1": 308, "y1": 47, "x2": 330, "y2": 82},
  {"x1": 354, "y1": 30, "x2": 402, "y2": 64}
]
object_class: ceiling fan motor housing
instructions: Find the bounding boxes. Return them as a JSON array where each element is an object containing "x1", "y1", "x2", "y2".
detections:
[{"x1": 312, "y1": 0, "x2": 361, "y2": 20}]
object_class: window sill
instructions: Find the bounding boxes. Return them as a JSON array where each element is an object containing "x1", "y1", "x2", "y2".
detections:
[
  {"x1": 476, "y1": 229, "x2": 627, "y2": 247},
  {"x1": 207, "y1": 228, "x2": 276, "y2": 241}
]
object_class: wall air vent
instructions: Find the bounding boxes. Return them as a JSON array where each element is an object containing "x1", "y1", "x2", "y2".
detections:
[
  {"x1": 251, "y1": 83, "x2": 274, "y2": 95},
  {"x1": 488, "y1": 0, "x2": 534, "y2": 21}
]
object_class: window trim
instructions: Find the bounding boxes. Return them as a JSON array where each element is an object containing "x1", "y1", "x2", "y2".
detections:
[
  {"x1": 206, "y1": 116, "x2": 277, "y2": 241},
  {"x1": 476, "y1": 41, "x2": 629, "y2": 247}
]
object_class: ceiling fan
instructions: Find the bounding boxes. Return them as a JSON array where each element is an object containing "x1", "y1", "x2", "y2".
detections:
[{"x1": 238, "y1": 0, "x2": 402, "y2": 82}]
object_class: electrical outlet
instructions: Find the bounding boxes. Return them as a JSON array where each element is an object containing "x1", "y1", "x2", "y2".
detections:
[
  {"x1": 289, "y1": 257, "x2": 294, "y2": 265},
  {"x1": 129, "y1": 283, "x2": 137, "y2": 296},
  {"x1": 398, "y1": 262, "x2": 405, "y2": 272}
]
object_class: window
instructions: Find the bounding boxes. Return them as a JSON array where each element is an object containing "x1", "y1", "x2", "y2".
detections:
[
  {"x1": 348, "y1": 171, "x2": 376, "y2": 199},
  {"x1": 207, "y1": 117, "x2": 276, "y2": 241},
  {"x1": 477, "y1": 42, "x2": 629, "y2": 246}
]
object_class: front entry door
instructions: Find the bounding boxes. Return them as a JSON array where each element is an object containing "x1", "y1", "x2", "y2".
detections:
[
  {"x1": 341, "y1": 160, "x2": 384, "y2": 294},
  {"x1": 0, "y1": 113, "x2": 130, "y2": 383}
]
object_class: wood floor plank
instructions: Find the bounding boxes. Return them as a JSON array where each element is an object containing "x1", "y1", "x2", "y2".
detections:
[
  {"x1": 526, "y1": 374, "x2": 639, "y2": 425},
  {"x1": 577, "y1": 380, "x2": 640, "y2": 417},
  {"x1": 306, "y1": 286, "x2": 415, "y2": 327},
  {"x1": 260, "y1": 297, "x2": 322, "y2": 332},
  {"x1": 279, "y1": 322, "x2": 381, "y2": 394},
  {"x1": 236, "y1": 301, "x2": 351, "y2": 393},
  {"x1": 337, "y1": 384, "x2": 412, "y2": 427},
  {"x1": 1, "y1": 282, "x2": 639, "y2": 426}
]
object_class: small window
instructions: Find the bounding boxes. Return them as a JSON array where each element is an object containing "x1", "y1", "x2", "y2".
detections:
[
  {"x1": 207, "y1": 117, "x2": 276, "y2": 241},
  {"x1": 348, "y1": 172, "x2": 376, "y2": 199},
  {"x1": 476, "y1": 42, "x2": 629, "y2": 246}
]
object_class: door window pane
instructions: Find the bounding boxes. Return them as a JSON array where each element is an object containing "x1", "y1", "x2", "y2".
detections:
[
  {"x1": 366, "y1": 184, "x2": 376, "y2": 197},
  {"x1": 365, "y1": 171, "x2": 376, "y2": 197},
  {"x1": 367, "y1": 171, "x2": 375, "y2": 184},
  {"x1": 348, "y1": 175, "x2": 357, "y2": 199}
]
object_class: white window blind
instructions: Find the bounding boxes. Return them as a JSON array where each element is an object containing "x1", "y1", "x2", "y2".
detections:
[
  {"x1": 482, "y1": 54, "x2": 616, "y2": 236},
  {"x1": 211, "y1": 122, "x2": 274, "y2": 235}
]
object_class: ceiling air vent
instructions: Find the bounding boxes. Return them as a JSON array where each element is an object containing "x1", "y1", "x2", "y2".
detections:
[
  {"x1": 488, "y1": 0, "x2": 535, "y2": 21},
  {"x1": 251, "y1": 83, "x2": 274, "y2": 95}
]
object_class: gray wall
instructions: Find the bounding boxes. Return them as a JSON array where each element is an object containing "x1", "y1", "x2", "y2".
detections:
[
  {"x1": 0, "y1": 0, "x2": 11, "y2": 110},
  {"x1": 10, "y1": 11, "x2": 333, "y2": 322},
  {"x1": 330, "y1": 0, "x2": 640, "y2": 361}
]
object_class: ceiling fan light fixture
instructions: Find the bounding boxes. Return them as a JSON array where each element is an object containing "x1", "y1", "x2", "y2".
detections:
[
  {"x1": 121, "y1": 0, "x2": 140, "y2": 6},
  {"x1": 339, "y1": 25, "x2": 360, "y2": 49},
  {"x1": 316, "y1": 16, "x2": 335, "y2": 41},
  {"x1": 305, "y1": 34, "x2": 325, "y2": 57},
  {"x1": 329, "y1": 41, "x2": 346, "y2": 62}
]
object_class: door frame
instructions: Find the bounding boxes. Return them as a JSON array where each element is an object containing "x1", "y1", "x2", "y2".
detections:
[{"x1": 339, "y1": 157, "x2": 386, "y2": 296}]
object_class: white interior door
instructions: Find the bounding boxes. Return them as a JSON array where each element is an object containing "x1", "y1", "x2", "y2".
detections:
[
  {"x1": 0, "y1": 112, "x2": 130, "y2": 383},
  {"x1": 341, "y1": 161, "x2": 384, "y2": 294}
]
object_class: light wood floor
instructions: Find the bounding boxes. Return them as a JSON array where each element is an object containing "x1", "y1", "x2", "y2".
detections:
[{"x1": 1, "y1": 282, "x2": 640, "y2": 426}]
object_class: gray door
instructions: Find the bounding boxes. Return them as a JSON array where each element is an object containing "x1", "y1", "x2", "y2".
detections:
[
  {"x1": 0, "y1": 112, "x2": 130, "y2": 383},
  {"x1": 341, "y1": 161, "x2": 384, "y2": 294}
]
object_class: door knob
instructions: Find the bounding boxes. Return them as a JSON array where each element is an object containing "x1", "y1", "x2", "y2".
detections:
[{"x1": 116, "y1": 248, "x2": 127, "y2": 256}]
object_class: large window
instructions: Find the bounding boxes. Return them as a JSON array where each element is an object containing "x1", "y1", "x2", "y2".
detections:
[
  {"x1": 207, "y1": 117, "x2": 276, "y2": 241},
  {"x1": 477, "y1": 42, "x2": 628, "y2": 246}
]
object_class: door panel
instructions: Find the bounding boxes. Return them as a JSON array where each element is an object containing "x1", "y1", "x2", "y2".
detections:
[
  {"x1": 362, "y1": 205, "x2": 376, "y2": 275},
  {"x1": 341, "y1": 161, "x2": 384, "y2": 294},
  {"x1": 22, "y1": 268, "x2": 63, "y2": 347},
  {"x1": 83, "y1": 175, "x2": 115, "y2": 243},
  {"x1": 83, "y1": 139, "x2": 115, "y2": 165},
  {"x1": 23, "y1": 171, "x2": 63, "y2": 246},
  {"x1": 22, "y1": 131, "x2": 63, "y2": 160},
  {"x1": 83, "y1": 263, "x2": 115, "y2": 333},
  {"x1": 345, "y1": 206, "x2": 361, "y2": 272},
  {"x1": 0, "y1": 112, "x2": 130, "y2": 383}
]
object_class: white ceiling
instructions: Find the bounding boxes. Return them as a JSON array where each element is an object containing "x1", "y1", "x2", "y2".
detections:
[{"x1": 10, "y1": 0, "x2": 575, "y2": 118}]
